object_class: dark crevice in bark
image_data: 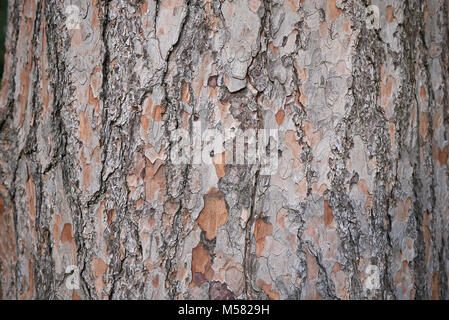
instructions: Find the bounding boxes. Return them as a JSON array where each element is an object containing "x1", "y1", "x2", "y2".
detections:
[
  {"x1": 402, "y1": 0, "x2": 429, "y2": 300},
  {"x1": 0, "y1": 0, "x2": 19, "y2": 131},
  {"x1": 161, "y1": 0, "x2": 191, "y2": 299},
  {"x1": 43, "y1": 1, "x2": 93, "y2": 300},
  {"x1": 306, "y1": 242, "x2": 337, "y2": 299},
  {"x1": 241, "y1": 0, "x2": 272, "y2": 300},
  {"x1": 0, "y1": 0, "x2": 22, "y2": 300},
  {"x1": 26, "y1": 1, "x2": 56, "y2": 300},
  {"x1": 243, "y1": 167, "x2": 260, "y2": 298},
  {"x1": 437, "y1": 0, "x2": 449, "y2": 299},
  {"x1": 86, "y1": 0, "x2": 111, "y2": 208},
  {"x1": 327, "y1": 0, "x2": 395, "y2": 299}
]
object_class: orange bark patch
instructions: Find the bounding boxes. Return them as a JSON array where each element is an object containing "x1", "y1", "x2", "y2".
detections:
[
  {"x1": 294, "y1": 63, "x2": 307, "y2": 82},
  {"x1": 297, "y1": 179, "x2": 308, "y2": 200},
  {"x1": 61, "y1": 223, "x2": 73, "y2": 243},
  {"x1": 107, "y1": 210, "x2": 115, "y2": 226},
  {"x1": 145, "y1": 163, "x2": 166, "y2": 202},
  {"x1": 423, "y1": 211, "x2": 431, "y2": 242},
  {"x1": 302, "y1": 121, "x2": 321, "y2": 148},
  {"x1": 285, "y1": 0, "x2": 299, "y2": 12},
  {"x1": 424, "y1": 8, "x2": 430, "y2": 23},
  {"x1": 313, "y1": 183, "x2": 327, "y2": 196},
  {"x1": 248, "y1": 0, "x2": 261, "y2": 12},
  {"x1": 92, "y1": 257, "x2": 108, "y2": 297},
  {"x1": 343, "y1": 20, "x2": 351, "y2": 33},
  {"x1": 389, "y1": 122, "x2": 396, "y2": 148},
  {"x1": 39, "y1": 20, "x2": 51, "y2": 117},
  {"x1": 396, "y1": 198, "x2": 412, "y2": 222},
  {"x1": 18, "y1": 60, "x2": 31, "y2": 127},
  {"x1": 386, "y1": 6, "x2": 395, "y2": 23},
  {"x1": 320, "y1": 21, "x2": 328, "y2": 37},
  {"x1": 257, "y1": 279, "x2": 280, "y2": 300},
  {"x1": 70, "y1": 29, "x2": 83, "y2": 46},
  {"x1": 15, "y1": 0, "x2": 36, "y2": 127},
  {"x1": 72, "y1": 290, "x2": 81, "y2": 300},
  {"x1": 181, "y1": 82, "x2": 190, "y2": 103},
  {"x1": 152, "y1": 105, "x2": 165, "y2": 122},
  {"x1": 433, "y1": 110, "x2": 443, "y2": 131},
  {"x1": 197, "y1": 188, "x2": 228, "y2": 240},
  {"x1": 381, "y1": 76, "x2": 394, "y2": 99},
  {"x1": 152, "y1": 274, "x2": 159, "y2": 288},
  {"x1": 431, "y1": 272, "x2": 439, "y2": 300},
  {"x1": 140, "y1": 97, "x2": 153, "y2": 131},
  {"x1": 326, "y1": 0, "x2": 342, "y2": 22},
  {"x1": 52, "y1": 214, "x2": 61, "y2": 249},
  {"x1": 0, "y1": 196, "x2": 4, "y2": 215},
  {"x1": 176, "y1": 263, "x2": 187, "y2": 281},
  {"x1": 148, "y1": 216, "x2": 156, "y2": 229},
  {"x1": 79, "y1": 111, "x2": 93, "y2": 143},
  {"x1": 380, "y1": 75, "x2": 396, "y2": 115},
  {"x1": 139, "y1": 0, "x2": 149, "y2": 16},
  {"x1": 357, "y1": 179, "x2": 373, "y2": 209},
  {"x1": 299, "y1": 86, "x2": 307, "y2": 105},
  {"x1": 268, "y1": 41, "x2": 279, "y2": 55},
  {"x1": 275, "y1": 108, "x2": 285, "y2": 125},
  {"x1": 213, "y1": 152, "x2": 226, "y2": 178},
  {"x1": 81, "y1": 153, "x2": 92, "y2": 190},
  {"x1": 420, "y1": 85, "x2": 427, "y2": 100},
  {"x1": 332, "y1": 263, "x2": 349, "y2": 299},
  {"x1": 419, "y1": 112, "x2": 429, "y2": 139},
  {"x1": 306, "y1": 250, "x2": 319, "y2": 281},
  {"x1": 323, "y1": 200, "x2": 334, "y2": 227},
  {"x1": 433, "y1": 145, "x2": 448, "y2": 167},
  {"x1": 254, "y1": 218, "x2": 273, "y2": 257},
  {"x1": 27, "y1": 259, "x2": 34, "y2": 299},
  {"x1": 276, "y1": 208, "x2": 287, "y2": 229},
  {"x1": 357, "y1": 179, "x2": 369, "y2": 196},
  {"x1": 88, "y1": 86, "x2": 100, "y2": 112},
  {"x1": 164, "y1": 199, "x2": 180, "y2": 216},
  {"x1": 285, "y1": 130, "x2": 301, "y2": 160},
  {"x1": 91, "y1": 0, "x2": 99, "y2": 28},
  {"x1": 140, "y1": 114, "x2": 150, "y2": 131},
  {"x1": 191, "y1": 243, "x2": 214, "y2": 286}
]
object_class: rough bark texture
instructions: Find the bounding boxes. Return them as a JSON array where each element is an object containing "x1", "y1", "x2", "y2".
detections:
[{"x1": 0, "y1": 0, "x2": 448, "y2": 300}]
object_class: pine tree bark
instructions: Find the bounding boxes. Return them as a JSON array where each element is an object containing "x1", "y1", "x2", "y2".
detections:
[{"x1": 0, "y1": 0, "x2": 448, "y2": 300}]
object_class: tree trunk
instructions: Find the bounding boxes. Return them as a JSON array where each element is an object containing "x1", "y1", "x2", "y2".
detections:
[{"x1": 0, "y1": 0, "x2": 448, "y2": 300}]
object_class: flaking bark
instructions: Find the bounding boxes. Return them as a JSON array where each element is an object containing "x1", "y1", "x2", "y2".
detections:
[{"x1": 0, "y1": 0, "x2": 448, "y2": 300}]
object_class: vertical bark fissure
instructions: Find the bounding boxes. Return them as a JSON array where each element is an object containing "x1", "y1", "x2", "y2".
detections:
[
  {"x1": 26, "y1": 1, "x2": 51, "y2": 299},
  {"x1": 86, "y1": 0, "x2": 111, "y2": 207},
  {"x1": 0, "y1": 0, "x2": 20, "y2": 130},
  {"x1": 402, "y1": 0, "x2": 429, "y2": 299},
  {"x1": 161, "y1": 0, "x2": 191, "y2": 299},
  {"x1": 241, "y1": 0, "x2": 274, "y2": 299},
  {"x1": 437, "y1": 0, "x2": 449, "y2": 299},
  {"x1": 4, "y1": 0, "x2": 23, "y2": 300}
]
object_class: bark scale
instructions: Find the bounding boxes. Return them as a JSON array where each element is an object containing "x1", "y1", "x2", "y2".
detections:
[{"x1": 0, "y1": 0, "x2": 448, "y2": 300}]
